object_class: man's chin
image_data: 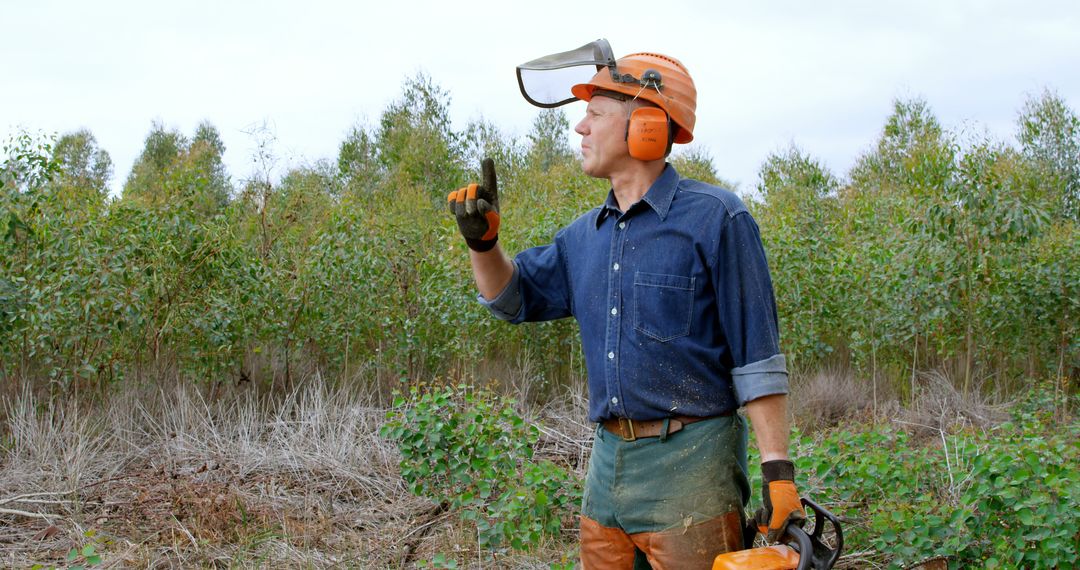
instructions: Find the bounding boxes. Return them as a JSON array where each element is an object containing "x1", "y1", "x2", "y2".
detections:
[{"x1": 579, "y1": 160, "x2": 602, "y2": 179}]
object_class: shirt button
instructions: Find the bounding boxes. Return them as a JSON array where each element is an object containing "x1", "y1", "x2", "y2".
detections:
[
  {"x1": 611, "y1": 397, "x2": 618, "y2": 405},
  {"x1": 610, "y1": 307, "x2": 618, "y2": 316},
  {"x1": 619, "y1": 222, "x2": 626, "y2": 230},
  {"x1": 608, "y1": 351, "x2": 615, "y2": 360},
  {"x1": 613, "y1": 263, "x2": 620, "y2": 270}
]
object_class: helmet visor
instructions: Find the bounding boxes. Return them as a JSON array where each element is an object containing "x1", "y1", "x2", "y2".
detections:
[{"x1": 516, "y1": 39, "x2": 615, "y2": 108}]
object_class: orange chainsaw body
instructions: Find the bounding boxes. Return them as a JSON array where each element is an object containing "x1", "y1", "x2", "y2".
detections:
[
  {"x1": 713, "y1": 497, "x2": 843, "y2": 570},
  {"x1": 712, "y1": 545, "x2": 802, "y2": 570}
]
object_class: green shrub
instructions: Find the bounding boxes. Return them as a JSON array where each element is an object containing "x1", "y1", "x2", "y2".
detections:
[
  {"x1": 955, "y1": 396, "x2": 1079, "y2": 568},
  {"x1": 380, "y1": 384, "x2": 581, "y2": 560},
  {"x1": 782, "y1": 389, "x2": 1079, "y2": 569}
]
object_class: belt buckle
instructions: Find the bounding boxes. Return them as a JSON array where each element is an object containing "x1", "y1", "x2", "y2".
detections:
[{"x1": 618, "y1": 417, "x2": 636, "y2": 441}]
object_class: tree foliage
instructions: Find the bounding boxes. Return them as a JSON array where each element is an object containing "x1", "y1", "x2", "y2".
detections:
[
  {"x1": 752, "y1": 97, "x2": 1077, "y2": 394},
  {"x1": 1, "y1": 84, "x2": 1076, "y2": 402},
  {"x1": 1017, "y1": 88, "x2": 1080, "y2": 221},
  {"x1": 52, "y1": 129, "x2": 112, "y2": 197},
  {"x1": 123, "y1": 120, "x2": 231, "y2": 215}
]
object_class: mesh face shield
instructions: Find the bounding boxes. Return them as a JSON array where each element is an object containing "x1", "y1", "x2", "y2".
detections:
[{"x1": 516, "y1": 39, "x2": 616, "y2": 108}]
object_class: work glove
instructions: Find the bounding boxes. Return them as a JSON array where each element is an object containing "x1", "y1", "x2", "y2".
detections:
[
  {"x1": 755, "y1": 459, "x2": 807, "y2": 543},
  {"x1": 447, "y1": 157, "x2": 500, "y2": 252}
]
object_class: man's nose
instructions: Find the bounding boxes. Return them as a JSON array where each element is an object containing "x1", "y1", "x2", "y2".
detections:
[{"x1": 574, "y1": 117, "x2": 588, "y2": 136}]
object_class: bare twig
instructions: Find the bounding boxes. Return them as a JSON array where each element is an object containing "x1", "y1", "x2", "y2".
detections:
[
  {"x1": 0, "y1": 490, "x2": 75, "y2": 506},
  {"x1": 939, "y1": 428, "x2": 954, "y2": 491},
  {"x1": 78, "y1": 473, "x2": 141, "y2": 491},
  {"x1": 171, "y1": 514, "x2": 199, "y2": 549},
  {"x1": 0, "y1": 506, "x2": 62, "y2": 519},
  {"x1": 3, "y1": 498, "x2": 75, "y2": 506}
]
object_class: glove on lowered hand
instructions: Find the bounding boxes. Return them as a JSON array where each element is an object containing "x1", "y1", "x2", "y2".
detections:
[
  {"x1": 447, "y1": 158, "x2": 500, "y2": 252},
  {"x1": 755, "y1": 459, "x2": 807, "y2": 543}
]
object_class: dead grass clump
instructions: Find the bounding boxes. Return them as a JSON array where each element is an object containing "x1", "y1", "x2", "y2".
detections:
[
  {"x1": 0, "y1": 378, "x2": 440, "y2": 568},
  {"x1": 790, "y1": 366, "x2": 878, "y2": 430},
  {"x1": 525, "y1": 384, "x2": 593, "y2": 477},
  {"x1": 3, "y1": 385, "x2": 121, "y2": 490},
  {"x1": 899, "y1": 368, "x2": 1008, "y2": 437}
]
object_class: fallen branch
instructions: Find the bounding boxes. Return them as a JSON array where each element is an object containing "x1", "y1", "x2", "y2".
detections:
[
  {"x1": 396, "y1": 503, "x2": 449, "y2": 566},
  {"x1": 0, "y1": 506, "x2": 62, "y2": 519},
  {"x1": 0, "y1": 490, "x2": 76, "y2": 506},
  {"x1": 6, "y1": 498, "x2": 75, "y2": 506},
  {"x1": 78, "y1": 472, "x2": 141, "y2": 491}
]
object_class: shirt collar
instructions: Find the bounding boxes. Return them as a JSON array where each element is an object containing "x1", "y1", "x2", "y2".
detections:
[{"x1": 593, "y1": 163, "x2": 680, "y2": 228}]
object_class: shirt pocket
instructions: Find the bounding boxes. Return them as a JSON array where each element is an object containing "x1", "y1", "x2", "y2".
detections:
[{"x1": 633, "y1": 272, "x2": 696, "y2": 342}]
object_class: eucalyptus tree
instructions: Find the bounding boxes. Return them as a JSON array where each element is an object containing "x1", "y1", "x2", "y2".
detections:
[
  {"x1": 526, "y1": 108, "x2": 573, "y2": 173},
  {"x1": 52, "y1": 130, "x2": 112, "y2": 195},
  {"x1": 1017, "y1": 89, "x2": 1080, "y2": 221},
  {"x1": 755, "y1": 146, "x2": 842, "y2": 370},
  {"x1": 374, "y1": 73, "x2": 465, "y2": 200},
  {"x1": 122, "y1": 121, "x2": 232, "y2": 214}
]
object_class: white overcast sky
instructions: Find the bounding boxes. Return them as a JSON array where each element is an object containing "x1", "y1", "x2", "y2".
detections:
[{"x1": 3, "y1": 0, "x2": 1079, "y2": 196}]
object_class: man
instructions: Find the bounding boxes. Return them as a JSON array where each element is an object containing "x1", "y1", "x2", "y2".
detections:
[{"x1": 448, "y1": 42, "x2": 805, "y2": 569}]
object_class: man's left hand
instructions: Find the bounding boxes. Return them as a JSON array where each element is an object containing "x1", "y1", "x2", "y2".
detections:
[{"x1": 755, "y1": 459, "x2": 806, "y2": 543}]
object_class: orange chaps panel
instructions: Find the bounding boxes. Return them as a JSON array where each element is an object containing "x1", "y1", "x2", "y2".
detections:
[{"x1": 580, "y1": 512, "x2": 744, "y2": 570}]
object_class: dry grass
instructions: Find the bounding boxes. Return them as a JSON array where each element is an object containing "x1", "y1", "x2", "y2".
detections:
[
  {"x1": 789, "y1": 366, "x2": 881, "y2": 430},
  {"x1": 896, "y1": 368, "x2": 1009, "y2": 438},
  {"x1": 789, "y1": 363, "x2": 1015, "y2": 435},
  {"x1": 0, "y1": 376, "x2": 589, "y2": 569}
]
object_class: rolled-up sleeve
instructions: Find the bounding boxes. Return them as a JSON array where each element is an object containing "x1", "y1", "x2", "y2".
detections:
[
  {"x1": 477, "y1": 261, "x2": 524, "y2": 321},
  {"x1": 732, "y1": 353, "x2": 788, "y2": 405},
  {"x1": 715, "y1": 211, "x2": 789, "y2": 405}
]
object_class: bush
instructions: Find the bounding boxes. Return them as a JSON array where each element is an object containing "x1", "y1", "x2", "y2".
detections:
[
  {"x1": 780, "y1": 386, "x2": 1079, "y2": 569},
  {"x1": 380, "y1": 384, "x2": 581, "y2": 560}
]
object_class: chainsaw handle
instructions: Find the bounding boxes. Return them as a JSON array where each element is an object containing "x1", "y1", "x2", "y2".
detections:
[
  {"x1": 783, "y1": 497, "x2": 844, "y2": 570},
  {"x1": 786, "y1": 524, "x2": 814, "y2": 570}
]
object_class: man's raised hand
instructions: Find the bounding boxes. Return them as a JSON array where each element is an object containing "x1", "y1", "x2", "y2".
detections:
[{"x1": 447, "y1": 158, "x2": 500, "y2": 252}]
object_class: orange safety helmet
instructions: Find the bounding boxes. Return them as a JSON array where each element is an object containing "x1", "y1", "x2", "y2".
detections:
[
  {"x1": 516, "y1": 40, "x2": 698, "y2": 160},
  {"x1": 570, "y1": 52, "x2": 697, "y2": 145}
]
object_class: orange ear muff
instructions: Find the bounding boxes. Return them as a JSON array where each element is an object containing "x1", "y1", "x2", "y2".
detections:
[{"x1": 626, "y1": 107, "x2": 670, "y2": 161}]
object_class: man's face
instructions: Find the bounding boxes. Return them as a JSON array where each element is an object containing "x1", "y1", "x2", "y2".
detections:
[{"x1": 574, "y1": 94, "x2": 631, "y2": 179}]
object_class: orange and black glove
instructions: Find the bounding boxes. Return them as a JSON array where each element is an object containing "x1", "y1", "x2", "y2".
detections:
[
  {"x1": 447, "y1": 158, "x2": 500, "y2": 252},
  {"x1": 755, "y1": 459, "x2": 807, "y2": 543}
]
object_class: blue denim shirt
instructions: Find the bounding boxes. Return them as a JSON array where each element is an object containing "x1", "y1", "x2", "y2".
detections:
[{"x1": 481, "y1": 164, "x2": 788, "y2": 423}]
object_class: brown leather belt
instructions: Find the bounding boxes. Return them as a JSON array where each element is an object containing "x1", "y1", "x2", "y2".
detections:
[{"x1": 601, "y1": 413, "x2": 727, "y2": 441}]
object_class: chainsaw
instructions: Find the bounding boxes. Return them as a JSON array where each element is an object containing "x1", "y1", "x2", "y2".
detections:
[{"x1": 713, "y1": 497, "x2": 844, "y2": 570}]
